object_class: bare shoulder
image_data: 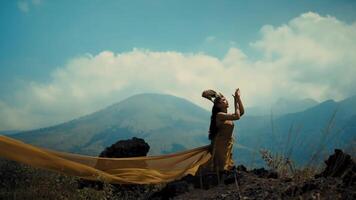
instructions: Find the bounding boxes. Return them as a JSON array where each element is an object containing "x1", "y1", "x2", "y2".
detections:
[
  {"x1": 216, "y1": 111, "x2": 240, "y2": 121},
  {"x1": 216, "y1": 112, "x2": 227, "y2": 121}
]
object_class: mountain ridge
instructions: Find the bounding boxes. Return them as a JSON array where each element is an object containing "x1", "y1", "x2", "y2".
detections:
[{"x1": 9, "y1": 93, "x2": 356, "y2": 166}]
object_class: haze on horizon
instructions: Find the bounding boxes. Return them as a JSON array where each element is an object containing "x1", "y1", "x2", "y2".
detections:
[{"x1": 1, "y1": 0, "x2": 356, "y2": 131}]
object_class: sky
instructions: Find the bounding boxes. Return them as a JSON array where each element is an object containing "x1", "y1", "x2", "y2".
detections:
[{"x1": 1, "y1": 0, "x2": 356, "y2": 130}]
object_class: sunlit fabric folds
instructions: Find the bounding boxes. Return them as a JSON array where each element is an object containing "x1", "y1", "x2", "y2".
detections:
[{"x1": 0, "y1": 135, "x2": 211, "y2": 184}]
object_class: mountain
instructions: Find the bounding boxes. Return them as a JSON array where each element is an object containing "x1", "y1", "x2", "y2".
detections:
[
  {"x1": 9, "y1": 93, "x2": 356, "y2": 167},
  {"x1": 236, "y1": 95, "x2": 356, "y2": 166},
  {"x1": 0, "y1": 130, "x2": 20, "y2": 135},
  {"x1": 247, "y1": 97, "x2": 318, "y2": 116},
  {"x1": 11, "y1": 93, "x2": 210, "y2": 155}
]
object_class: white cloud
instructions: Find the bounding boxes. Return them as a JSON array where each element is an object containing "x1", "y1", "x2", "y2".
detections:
[
  {"x1": 32, "y1": 0, "x2": 41, "y2": 5},
  {"x1": 17, "y1": 0, "x2": 42, "y2": 13},
  {"x1": 17, "y1": 1, "x2": 29, "y2": 13},
  {"x1": 250, "y1": 12, "x2": 356, "y2": 100},
  {"x1": 1, "y1": 12, "x2": 356, "y2": 130},
  {"x1": 205, "y1": 36, "x2": 216, "y2": 43}
]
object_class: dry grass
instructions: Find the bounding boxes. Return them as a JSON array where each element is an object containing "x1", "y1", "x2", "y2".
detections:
[
  {"x1": 258, "y1": 108, "x2": 350, "y2": 182},
  {"x1": 0, "y1": 159, "x2": 162, "y2": 200},
  {"x1": 259, "y1": 149, "x2": 295, "y2": 177}
]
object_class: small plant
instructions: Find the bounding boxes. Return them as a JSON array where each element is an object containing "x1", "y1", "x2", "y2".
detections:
[
  {"x1": 259, "y1": 149, "x2": 295, "y2": 177},
  {"x1": 259, "y1": 148, "x2": 323, "y2": 183},
  {"x1": 258, "y1": 108, "x2": 348, "y2": 183}
]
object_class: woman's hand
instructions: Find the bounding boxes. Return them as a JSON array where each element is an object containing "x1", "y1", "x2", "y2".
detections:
[
  {"x1": 232, "y1": 88, "x2": 241, "y2": 99},
  {"x1": 233, "y1": 88, "x2": 244, "y2": 116}
]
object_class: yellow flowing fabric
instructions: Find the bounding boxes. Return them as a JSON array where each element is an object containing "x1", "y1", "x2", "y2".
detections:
[
  {"x1": 0, "y1": 135, "x2": 211, "y2": 184},
  {"x1": 208, "y1": 120, "x2": 235, "y2": 172}
]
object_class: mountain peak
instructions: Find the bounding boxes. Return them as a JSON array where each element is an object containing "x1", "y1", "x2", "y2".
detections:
[
  {"x1": 102, "y1": 93, "x2": 207, "y2": 118},
  {"x1": 12, "y1": 93, "x2": 210, "y2": 156}
]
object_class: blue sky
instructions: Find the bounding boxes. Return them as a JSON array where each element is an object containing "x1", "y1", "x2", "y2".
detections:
[
  {"x1": 1, "y1": 0, "x2": 355, "y2": 91},
  {"x1": 1, "y1": 0, "x2": 356, "y2": 130}
]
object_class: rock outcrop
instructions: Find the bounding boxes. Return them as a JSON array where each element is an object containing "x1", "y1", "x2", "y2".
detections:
[
  {"x1": 316, "y1": 149, "x2": 355, "y2": 187},
  {"x1": 99, "y1": 137, "x2": 150, "y2": 158},
  {"x1": 78, "y1": 137, "x2": 150, "y2": 190}
]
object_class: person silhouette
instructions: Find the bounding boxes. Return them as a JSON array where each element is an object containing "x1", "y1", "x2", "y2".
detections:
[{"x1": 202, "y1": 88, "x2": 245, "y2": 173}]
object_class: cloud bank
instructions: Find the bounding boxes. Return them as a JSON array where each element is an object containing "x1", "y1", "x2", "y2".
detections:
[
  {"x1": 17, "y1": 0, "x2": 41, "y2": 13},
  {"x1": 1, "y1": 12, "x2": 356, "y2": 130}
]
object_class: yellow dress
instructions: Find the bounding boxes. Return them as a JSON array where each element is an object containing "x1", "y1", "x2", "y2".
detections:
[
  {"x1": 198, "y1": 119, "x2": 235, "y2": 174},
  {"x1": 211, "y1": 119, "x2": 235, "y2": 171}
]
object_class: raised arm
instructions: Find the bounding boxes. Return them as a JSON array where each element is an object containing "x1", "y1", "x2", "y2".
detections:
[
  {"x1": 216, "y1": 111, "x2": 240, "y2": 121},
  {"x1": 236, "y1": 89, "x2": 244, "y2": 116},
  {"x1": 216, "y1": 88, "x2": 244, "y2": 121}
]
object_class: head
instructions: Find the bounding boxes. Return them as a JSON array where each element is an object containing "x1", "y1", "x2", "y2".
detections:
[{"x1": 214, "y1": 96, "x2": 229, "y2": 111}]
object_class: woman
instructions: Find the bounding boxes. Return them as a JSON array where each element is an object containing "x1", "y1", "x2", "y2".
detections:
[{"x1": 202, "y1": 88, "x2": 245, "y2": 173}]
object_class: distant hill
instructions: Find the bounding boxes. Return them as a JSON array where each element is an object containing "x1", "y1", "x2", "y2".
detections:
[
  {"x1": 236, "y1": 95, "x2": 356, "y2": 166},
  {"x1": 247, "y1": 97, "x2": 318, "y2": 116},
  {"x1": 0, "y1": 130, "x2": 20, "y2": 135},
  {"x1": 11, "y1": 93, "x2": 210, "y2": 155},
  {"x1": 9, "y1": 93, "x2": 356, "y2": 167}
]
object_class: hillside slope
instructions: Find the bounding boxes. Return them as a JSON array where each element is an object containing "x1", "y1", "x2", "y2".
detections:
[
  {"x1": 10, "y1": 94, "x2": 356, "y2": 166},
  {"x1": 12, "y1": 93, "x2": 210, "y2": 155}
]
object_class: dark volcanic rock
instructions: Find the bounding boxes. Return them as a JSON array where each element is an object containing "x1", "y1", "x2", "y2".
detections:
[
  {"x1": 251, "y1": 168, "x2": 278, "y2": 179},
  {"x1": 150, "y1": 180, "x2": 192, "y2": 199},
  {"x1": 99, "y1": 137, "x2": 150, "y2": 158},
  {"x1": 236, "y1": 165, "x2": 247, "y2": 172},
  {"x1": 316, "y1": 149, "x2": 356, "y2": 187},
  {"x1": 78, "y1": 137, "x2": 150, "y2": 190}
]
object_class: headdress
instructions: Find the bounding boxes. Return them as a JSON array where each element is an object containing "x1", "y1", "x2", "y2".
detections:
[{"x1": 202, "y1": 89, "x2": 224, "y2": 103}]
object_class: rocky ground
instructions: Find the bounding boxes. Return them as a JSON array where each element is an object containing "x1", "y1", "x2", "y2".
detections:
[
  {"x1": 171, "y1": 168, "x2": 353, "y2": 200},
  {"x1": 0, "y1": 137, "x2": 355, "y2": 200},
  {"x1": 167, "y1": 149, "x2": 355, "y2": 200}
]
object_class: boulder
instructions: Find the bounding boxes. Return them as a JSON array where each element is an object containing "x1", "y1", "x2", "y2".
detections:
[
  {"x1": 316, "y1": 149, "x2": 355, "y2": 187},
  {"x1": 251, "y1": 168, "x2": 279, "y2": 179},
  {"x1": 99, "y1": 137, "x2": 150, "y2": 158},
  {"x1": 78, "y1": 137, "x2": 150, "y2": 189}
]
